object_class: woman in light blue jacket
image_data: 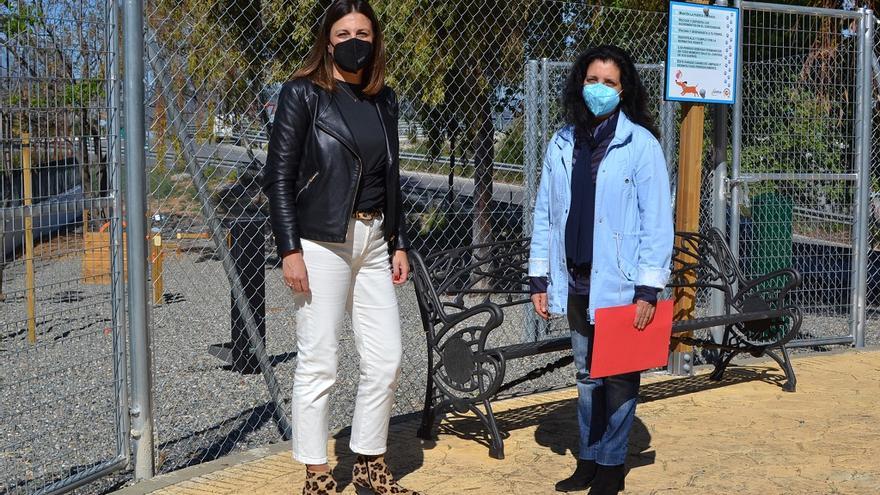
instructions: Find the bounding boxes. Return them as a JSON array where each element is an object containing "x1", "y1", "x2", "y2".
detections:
[{"x1": 529, "y1": 45, "x2": 673, "y2": 494}]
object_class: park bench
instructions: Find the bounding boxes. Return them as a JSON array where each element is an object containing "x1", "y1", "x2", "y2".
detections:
[{"x1": 410, "y1": 228, "x2": 802, "y2": 459}]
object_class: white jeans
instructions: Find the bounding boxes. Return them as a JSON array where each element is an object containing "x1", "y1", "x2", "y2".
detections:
[{"x1": 291, "y1": 216, "x2": 403, "y2": 465}]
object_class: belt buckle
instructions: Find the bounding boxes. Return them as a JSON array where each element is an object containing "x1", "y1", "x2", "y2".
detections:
[{"x1": 354, "y1": 210, "x2": 378, "y2": 221}]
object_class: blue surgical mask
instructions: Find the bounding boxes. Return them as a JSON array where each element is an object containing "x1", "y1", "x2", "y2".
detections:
[{"x1": 582, "y1": 83, "x2": 621, "y2": 117}]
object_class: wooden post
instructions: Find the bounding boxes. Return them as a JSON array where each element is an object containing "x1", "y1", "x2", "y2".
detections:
[
  {"x1": 151, "y1": 234, "x2": 163, "y2": 304},
  {"x1": 673, "y1": 103, "x2": 705, "y2": 354},
  {"x1": 22, "y1": 133, "x2": 36, "y2": 344},
  {"x1": 83, "y1": 208, "x2": 90, "y2": 234},
  {"x1": 669, "y1": 0, "x2": 711, "y2": 373}
]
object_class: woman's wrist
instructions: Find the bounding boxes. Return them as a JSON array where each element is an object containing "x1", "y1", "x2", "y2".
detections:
[
  {"x1": 529, "y1": 276, "x2": 549, "y2": 295},
  {"x1": 633, "y1": 285, "x2": 659, "y2": 304},
  {"x1": 282, "y1": 249, "x2": 302, "y2": 259}
]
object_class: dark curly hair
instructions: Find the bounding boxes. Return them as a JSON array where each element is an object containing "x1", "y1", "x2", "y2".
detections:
[{"x1": 562, "y1": 45, "x2": 659, "y2": 140}]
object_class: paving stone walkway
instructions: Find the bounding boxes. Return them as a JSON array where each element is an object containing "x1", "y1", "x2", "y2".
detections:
[{"x1": 113, "y1": 350, "x2": 880, "y2": 494}]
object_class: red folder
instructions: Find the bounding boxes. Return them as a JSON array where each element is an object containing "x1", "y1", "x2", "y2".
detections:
[{"x1": 590, "y1": 299, "x2": 674, "y2": 378}]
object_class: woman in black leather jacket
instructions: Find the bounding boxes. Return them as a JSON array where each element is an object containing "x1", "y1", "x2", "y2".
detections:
[{"x1": 262, "y1": 1, "x2": 418, "y2": 494}]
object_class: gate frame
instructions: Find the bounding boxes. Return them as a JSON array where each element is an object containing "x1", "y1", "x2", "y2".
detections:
[
  {"x1": 730, "y1": 1, "x2": 874, "y2": 350},
  {"x1": 30, "y1": 0, "x2": 132, "y2": 492}
]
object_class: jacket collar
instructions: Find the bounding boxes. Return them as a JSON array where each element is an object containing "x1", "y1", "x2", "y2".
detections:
[
  {"x1": 556, "y1": 110, "x2": 635, "y2": 150},
  {"x1": 313, "y1": 85, "x2": 396, "y2": 162}
]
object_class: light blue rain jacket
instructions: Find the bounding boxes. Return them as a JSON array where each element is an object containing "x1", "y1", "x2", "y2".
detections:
[{"x1": 528, "y1": 111, "x2": 674, "y2": 322}]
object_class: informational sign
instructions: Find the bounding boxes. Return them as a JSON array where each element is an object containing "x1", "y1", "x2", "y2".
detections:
[{"x1": 665, "y1": 1, "x2": 740, "y2": 105}]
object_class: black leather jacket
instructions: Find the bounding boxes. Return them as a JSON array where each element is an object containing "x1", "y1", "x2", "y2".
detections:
[{"x1": 262, "y1": 78, "x2": 409, "y2": 258}]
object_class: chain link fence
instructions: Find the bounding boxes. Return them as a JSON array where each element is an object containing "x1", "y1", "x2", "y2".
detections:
[
  {"x1": 735, "y1": 4, "x2": 871, "y2": 348},
  {"x1": 140, "y1": 0, "x2": 681, "y2": 479},
  {"x1": 3, "y1": 1, "x2": 879, "y2": 494},
  {"x1": 866, "y1": 14, "x2": 880, "y2": 346},
  {"x1": 0, "y1": 0, "x2": 129, "y2": 493}
]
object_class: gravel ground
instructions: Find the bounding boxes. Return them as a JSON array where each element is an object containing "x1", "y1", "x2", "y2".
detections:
[{"x1": 2, "y1": 245, "x2": 878, "y2": 495}]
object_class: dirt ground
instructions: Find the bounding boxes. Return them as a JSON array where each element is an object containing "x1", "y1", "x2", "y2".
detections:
[{"x1": 116, "y1": 349, "x2": 880, "y2": 495}]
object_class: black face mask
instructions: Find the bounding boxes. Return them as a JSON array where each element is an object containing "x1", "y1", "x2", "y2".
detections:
[{"x1": 331, "y1": 38, "x2": 373, "y2": 73}]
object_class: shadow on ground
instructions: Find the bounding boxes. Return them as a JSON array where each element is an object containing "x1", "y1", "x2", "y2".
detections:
[{"x1": 425, "y1": 364, "x2": 786, "y2": 473}]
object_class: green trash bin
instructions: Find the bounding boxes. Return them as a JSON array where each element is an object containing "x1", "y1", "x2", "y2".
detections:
[
  {"x1": 746, "y1": 191, "x2": 793, "y2": 342},
  {"x1": 749, "y1": 191, "x2": 793, "y2": 278}
]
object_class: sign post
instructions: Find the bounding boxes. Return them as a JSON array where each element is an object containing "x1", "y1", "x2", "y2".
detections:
[{"x1": 665, "y1": 1, "x2": 740, "y2": 375}]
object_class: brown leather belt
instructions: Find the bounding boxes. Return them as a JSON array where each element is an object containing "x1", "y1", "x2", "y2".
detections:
[{"x1": 352, "y1": 210, "x2": 382, "y2": 221}]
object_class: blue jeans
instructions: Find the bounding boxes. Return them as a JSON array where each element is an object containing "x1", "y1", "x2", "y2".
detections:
[{"x1": 568, "y1": 294, "x2": 640, "y2": 466}]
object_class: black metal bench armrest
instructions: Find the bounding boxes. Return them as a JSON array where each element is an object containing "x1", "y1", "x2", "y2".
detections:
[{"x1": 733, "y1": 267, "x2": 802, "y2": 305}]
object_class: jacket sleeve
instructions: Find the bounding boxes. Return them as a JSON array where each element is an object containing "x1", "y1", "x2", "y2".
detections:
[
  {"x1": 388, "y1": 88, "x2": 411, "y2": 251},
  {"x1": 634, "y1": 135, "x2": 674, "y2": 288},
  {"x1": 262, "y1": 81, "x2": 310, "y2": 258},
  {"x1": 528, "y1": 139, "x2": 554, "y2": 278}
]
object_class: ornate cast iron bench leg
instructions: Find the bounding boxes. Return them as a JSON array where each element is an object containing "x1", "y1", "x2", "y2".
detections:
[
  {"x1": 471, "y1": 398, "x2": 505, "y2": 459},
  {"x1": 417, "y1": 372, "x2": 436, "y2": 440},
  {"x1": 418, "y1": 349, "x2": 437, "y2": 440},
  {"x1": 709, "y1": 350, "x2": 738, "y2": 382},
  {"x1": 764, "y1": 345, "x2": 797, "y2": 392}
]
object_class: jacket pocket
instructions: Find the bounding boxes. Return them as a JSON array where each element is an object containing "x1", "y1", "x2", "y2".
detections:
[
  {"x1": 617, "y1": 256, "x2": 637, "y2": 282},
  {"x1": 614, "y1": 232, "x2": 638, "y2": 282},
  {"x1": 295, "y1": 171, "x2": 320, "y2": 202}
]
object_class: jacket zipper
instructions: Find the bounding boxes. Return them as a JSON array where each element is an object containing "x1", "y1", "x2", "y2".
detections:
[
  {"x1": 295, "y1": 171, "x2": 319, "y2": 202},
  {"x1": 374, "y1": 105, "x2": 396, "y2": 241},
  {"x1": 316, "y1": 121, "x2": 363, "y2": 220}
]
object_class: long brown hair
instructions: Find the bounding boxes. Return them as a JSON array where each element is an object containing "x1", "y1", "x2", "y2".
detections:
[{"x1": 293, "y1": 0, "x2": 386, "y2": 96}]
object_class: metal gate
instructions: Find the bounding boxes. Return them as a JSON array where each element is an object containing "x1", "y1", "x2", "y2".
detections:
[
  {"x1": 731, "y1": 2, "x2": 875, "y2": 349},
  {"x1": 0, "y1": 0, "x2": 130, "y2": 493}
]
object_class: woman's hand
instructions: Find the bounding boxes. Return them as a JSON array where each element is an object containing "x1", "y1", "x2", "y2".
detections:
[
  {"x1": 633, "y1": 299, "x2": 656, "y2": 330},
  {"x1": 282, "y1": 250, "x2": 310, "y2": 294},
  {"x1": 531, "y1": 293, "x2": 549, "y2": 320},
  {"x1": 392, "y1": 249, "x2": 409, "y2": 285}
]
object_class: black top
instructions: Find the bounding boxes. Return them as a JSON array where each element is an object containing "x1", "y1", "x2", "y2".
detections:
[{"x1": 333, "y1": 81, "x2": 387, "y2": 212}]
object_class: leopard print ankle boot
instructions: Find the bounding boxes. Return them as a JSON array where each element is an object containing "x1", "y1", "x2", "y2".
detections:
[
  {"x1": 302, "y1": 469, "x2": 336, "y2": 495},
  {"x1": 351, "y1": 455, "x2": 421, "y2": 494}
]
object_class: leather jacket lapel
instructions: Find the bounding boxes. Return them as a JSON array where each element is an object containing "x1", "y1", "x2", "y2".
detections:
[{"x1": 315, "y1": 93, "x2": 361, "y2": 158}]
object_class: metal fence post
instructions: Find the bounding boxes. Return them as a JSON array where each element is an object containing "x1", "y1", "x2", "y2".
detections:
[
  {"x1": 709, "y1": 0, "x2": 731, "y2": 347},
  {"x1": 109, "y1": 0, "x2": 131, "y2": 467},
  {"x1": 523, "y1": 59, "x2": 543, "y2": 341},
  {"x1": 124, "y1": 0, "x2": 156, "y2": 480},
  {"x1": 540, "y1": 58, "x2": 550, "y2": 147},
  {"x1": 524, "y1": 60, "x2": 539, "y2": 238},
  {"x1": 729, "y1": 0, "x2": 745, "y2": 262},
  {"x1": 660, "y1": 100, "x2": 676, "y2": 175},
  {"x1": 852, "y1": 8, "x2": 874, "y2": 348}
]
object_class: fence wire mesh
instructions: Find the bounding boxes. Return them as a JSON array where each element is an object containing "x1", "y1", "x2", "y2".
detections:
[
  {"x1": 0, "y1": 0, "x2": 128, "y2": 493},
  {"x1": 866, "y1": 14, "x2": 880, "y2": 346},
  {"x1": 737, "y1": 6, "x2": 865, "y2": 346},
  {"x1": 140, "y1": 0, "x2": 675, "y2": 478}
]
